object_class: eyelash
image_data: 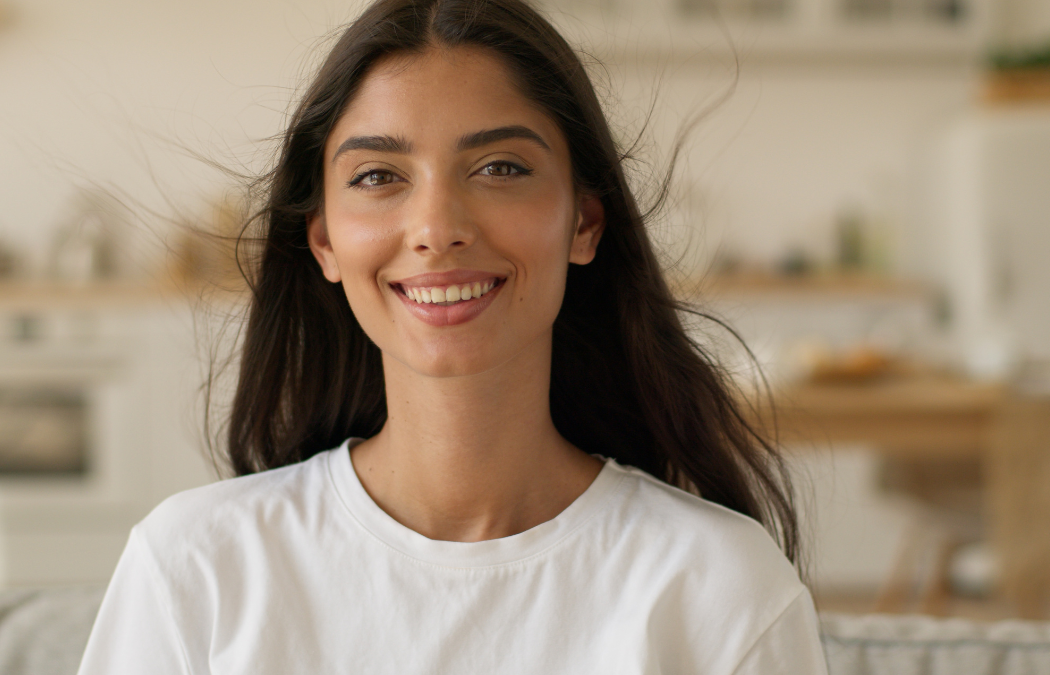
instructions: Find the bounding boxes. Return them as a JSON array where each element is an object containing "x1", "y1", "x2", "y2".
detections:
[
  {"x1": 346, "y1": 161, "x2": 533, "y2": 190},
  {"x1": 478, "y1": 161, "x2": 533, "y2": 179},
  {"x1": 347, "y1": 170, "x2": 395, "y2": 189}
]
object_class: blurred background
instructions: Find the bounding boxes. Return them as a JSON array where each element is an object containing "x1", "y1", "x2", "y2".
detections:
[{"x1": 0, "y1": 0, "x2": 1048, "y2": 619}]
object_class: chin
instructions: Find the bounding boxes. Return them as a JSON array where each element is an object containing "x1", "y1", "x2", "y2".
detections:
[
  {"x1": 378, "y1": 337, "x2": 497, "y2": 378},
  {"x1": 379, "y1": 323, "x2": 553, "y2": 381}
]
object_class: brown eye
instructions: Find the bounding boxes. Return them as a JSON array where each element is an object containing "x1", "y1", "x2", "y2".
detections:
[
  {"x1": 365, "y1": 170, "x2": 394, "y2": 185},
  {"x1": 479, "y1": 161, "x2": 531, "y2": 178},
  {"x1": 349, "y1": 169, "x2": 398, "y2": 188},
  {"x1": 485, "y1": 163, "x2": 513, "y2": 176}
]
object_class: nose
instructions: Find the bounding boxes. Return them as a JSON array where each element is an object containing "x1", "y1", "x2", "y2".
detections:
[{"x1": 403, "y1": 177, "x2": 477, "y2": 255}]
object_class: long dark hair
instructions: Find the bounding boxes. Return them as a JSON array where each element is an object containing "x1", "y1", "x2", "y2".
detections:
[{"x1": 221, "y1": 0, "x2": 799, "y2": 563}]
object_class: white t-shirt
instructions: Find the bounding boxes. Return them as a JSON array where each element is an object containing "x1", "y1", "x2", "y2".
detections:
[{"x1": 78, "y1": 439, "x2": 828, "y2": 674}]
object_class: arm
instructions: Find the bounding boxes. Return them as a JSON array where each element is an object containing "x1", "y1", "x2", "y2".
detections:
[
  {"x1": 77, "y1": 528, "x2": 194, "y2": 675},
  {"x1": 731, "y1": 590, "x2": 828, "y2": 675}
]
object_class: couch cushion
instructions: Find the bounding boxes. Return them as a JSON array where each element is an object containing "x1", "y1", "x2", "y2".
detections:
[
  {"x1": 3, "y1": 587, "x2": 1050, "y2": 675},
  {"x1": 0, "y1": 587, "x2": 105, "y2": 675},
  {"x1": 822, "y1": 612, "x2": 1050, "y2": 675}
]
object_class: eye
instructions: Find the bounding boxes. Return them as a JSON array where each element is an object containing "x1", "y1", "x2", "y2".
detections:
[
  {"x1": 348, "y1": 169, "x2": 399, "y2": 189},
  {"x1": 478, "y1": 161, "x2": 532, "y2": 178}
]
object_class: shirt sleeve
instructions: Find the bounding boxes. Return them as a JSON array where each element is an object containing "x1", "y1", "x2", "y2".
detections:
[
  {"x1": 731, "y1": 590, "x2": 829, "y2": 675},
  {"x1": 77, "y1": 528, "x2": 193, "y2": 675}
]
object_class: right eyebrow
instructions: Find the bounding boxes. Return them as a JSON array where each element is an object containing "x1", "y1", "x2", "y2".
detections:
[{"x1": 331, "y1": 135, "x2": 412, "y2": 163}]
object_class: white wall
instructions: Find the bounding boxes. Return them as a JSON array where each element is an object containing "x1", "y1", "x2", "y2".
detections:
[
  {"x1": 996, "y1": 0, "x2": 1050, "y2": 46},
  {"x1": 922, "y1": 109, "x2": 1050, "y2": 369},
  {"x1": 0, "y1": 0, "x2": 364, "y2": 274},
  {"x1": 0, "y1": 305, "x2": 220, "y2": 588},
  {"x1": 616, "y1": 59, "x2": 977, "y2": 273}
]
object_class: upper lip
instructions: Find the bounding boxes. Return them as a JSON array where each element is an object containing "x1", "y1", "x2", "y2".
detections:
[{"x1": 390, "y1": 269, "x2": 506, "y2": 287}]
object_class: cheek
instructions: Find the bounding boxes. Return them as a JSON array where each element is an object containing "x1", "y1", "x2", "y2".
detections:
[
  {"x1": 484, "y1": 196, "x2": 575, "y2": 318},
  {"x1": 499, "y1": 196, "x2": 575, "y2": 269},
  {"x1": 326, "y1": 208, "x2": 401, "y2": 300}
]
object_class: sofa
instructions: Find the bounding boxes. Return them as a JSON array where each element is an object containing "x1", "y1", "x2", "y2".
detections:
[{"x1": 2, "y1": 587, "x2": 1049, "y2": 674}]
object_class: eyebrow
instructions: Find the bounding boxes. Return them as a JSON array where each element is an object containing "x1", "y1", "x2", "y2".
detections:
[
  {"x1": 332, "y1": 134, "x2": 412, "y2": 163},
  {"x1": 456, "y1": 125, "x2": 551, "y2": 152},
  {"x1": 330, "y1": 125, "x2": 550, "y2": 164}
]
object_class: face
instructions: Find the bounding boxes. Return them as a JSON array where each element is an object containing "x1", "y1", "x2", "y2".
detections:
[{"x1": 308, "y1": 46, "x2": 604, "y2": 378}]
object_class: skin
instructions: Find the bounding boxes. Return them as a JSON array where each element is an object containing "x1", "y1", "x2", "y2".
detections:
[{"x1": 307, "y1": 46, "x2": 606, "y2": 543}]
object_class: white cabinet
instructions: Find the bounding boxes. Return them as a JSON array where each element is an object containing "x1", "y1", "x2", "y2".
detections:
[
  {"x1": 921, "y1": 108, "x2": 1050, "y2": 375},
  {"x1": 0, "y1": 295, "x2": 217, "y2": 588}
]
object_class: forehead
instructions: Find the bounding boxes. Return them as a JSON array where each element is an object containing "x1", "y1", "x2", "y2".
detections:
[{"x1": 327, "y1": 46, "x2": 566, "y2": 156}]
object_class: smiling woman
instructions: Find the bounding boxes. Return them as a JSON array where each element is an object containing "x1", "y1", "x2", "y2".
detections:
[{"x1": 76, "y1": 1, "x2": 827, "y2": 673}]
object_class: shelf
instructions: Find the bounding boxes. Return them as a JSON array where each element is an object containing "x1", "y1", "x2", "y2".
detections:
[
  {"x1": 556, "y1": 21, "x2": 986, "y2": 64},
  {"x1": 544, "y1": 0, "x2": 990, "y2": 64},
  {"x1": 984, "y1": 68, "x2": 1050, "y2": 104},
  {"x1": 0, "y1": 281, "x2": 170, "y2": 313},
  {"x1": 673, "y1": 272, "x2": 933, "y2": 299},
  {"x1": 0, "y1": 279, "x2": 248, "y2": 313}
]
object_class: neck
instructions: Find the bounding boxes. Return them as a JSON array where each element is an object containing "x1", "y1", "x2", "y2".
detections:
[{"x1": 351, "y1": 333, "x2": 602, "y2": 542}]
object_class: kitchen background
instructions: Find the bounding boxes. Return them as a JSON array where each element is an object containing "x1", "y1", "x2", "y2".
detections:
[{"x1": 1, "y1": 0, "x2": 1048, "y2": 618}]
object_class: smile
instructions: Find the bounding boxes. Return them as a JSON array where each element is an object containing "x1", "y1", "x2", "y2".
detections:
[
  {"x1": 397, "y1": 278, "x2": 501, "y2": 305},
  {"x1": 389, "y1": 272, "x2": 506, "y2": 327}
]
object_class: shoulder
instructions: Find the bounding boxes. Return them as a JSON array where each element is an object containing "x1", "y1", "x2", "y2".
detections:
[
  {"x1": 602, "y1": 459, "x2": 805, "y2": 609},
  {"x1": 133, "y1": 446, "x2": 341, "y2": 562},
  {"x1": 99, "y1": 446, "x2": 348, "y2": 666},
  {"x1": 611, "y1": 461, "x2": 795, "y2": 566},
  {"x1": 595, "y1": 461, "x2": 816, "y2": 673}
]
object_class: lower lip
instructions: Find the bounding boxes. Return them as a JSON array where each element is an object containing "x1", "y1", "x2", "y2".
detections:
[{"x1": 393, "y1": 282, "x2": 504, "y2": 327}]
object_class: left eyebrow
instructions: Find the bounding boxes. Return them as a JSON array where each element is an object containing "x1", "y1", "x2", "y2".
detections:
[{"x1": 456, "y1": 125, "x2": 551, "y2": 152}]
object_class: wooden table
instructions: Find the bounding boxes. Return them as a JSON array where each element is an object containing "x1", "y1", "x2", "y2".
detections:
[{"x1": 758, "y1": 374, "x2": 1050, "y2": 618}]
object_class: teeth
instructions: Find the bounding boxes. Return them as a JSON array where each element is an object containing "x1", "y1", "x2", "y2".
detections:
[{"x1": 403, "y1": 279, "x2": 499, "y2": 305}]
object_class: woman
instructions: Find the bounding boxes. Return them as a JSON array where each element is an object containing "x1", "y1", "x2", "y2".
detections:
[{"x1": 78, "y1": 0, "x2": 827, "y2": 672}]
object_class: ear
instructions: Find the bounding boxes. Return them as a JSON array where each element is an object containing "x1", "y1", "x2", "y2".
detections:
[
  {"x1": 307, "y1": 209, "x2": 342, "y2": 283},
  {"x1": 568, "y1": 192, "x2": 605, "y2": 265}
]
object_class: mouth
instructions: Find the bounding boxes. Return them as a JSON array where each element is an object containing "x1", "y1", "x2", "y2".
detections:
[{"x1": 392, "y1": 277, "x2": 504, "y2": 306}]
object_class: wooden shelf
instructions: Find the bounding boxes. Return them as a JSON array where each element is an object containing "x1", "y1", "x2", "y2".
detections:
[
  {"x1": 673, "y1": 272, "x2": 932, "y2": 300},
  {"x1": 0, "y1": 279, "x2": 248, "y2": 313},
  {"x1": 984, "y1": 69, "x2": 1050, "y2": 104}
]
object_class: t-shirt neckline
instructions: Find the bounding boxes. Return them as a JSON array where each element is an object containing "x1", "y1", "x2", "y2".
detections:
[{"x1": 326, "y1": 437, "x2": 625, "y2": 569}]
